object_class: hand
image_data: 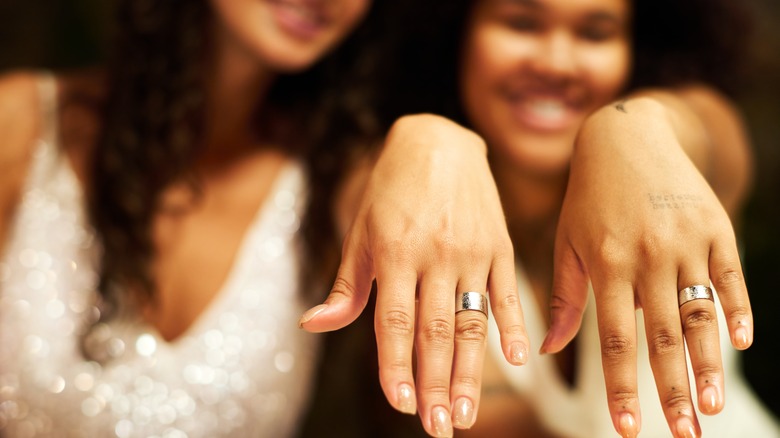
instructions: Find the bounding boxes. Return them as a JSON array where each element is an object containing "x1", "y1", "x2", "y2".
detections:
[
  {"x1": 543, "y1": 97, "x2": 753, "y2": 438},
  {"x1": 299, "y1": 114, "x2": 530, "y2": 437}
]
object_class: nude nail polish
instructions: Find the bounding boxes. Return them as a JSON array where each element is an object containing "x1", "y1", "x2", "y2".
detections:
[
  {"x1": 700, "y1": 385, "x2": 719, "y2": 414},
  {"x1": 618, "y1": 413, "x2": 638, "y2": 438},
  {"x1": 432, "y1": 405, "x2": 453, "y2": 437},
  {"x1": 297, "y1": 304, "x2": 327, "y2": 327},
  {"x1": 675, "y1": 417, "x2": 698, "y2": 438},
  {"x1": 510, "y1": 342, "x2": 528, "y2": 365},
  {"x1": 397, "y1": 383, "x2": 416, "y2": 414},
  {"x1": 734, "y1": 326, "x2": 749, "y2": 349},
  {"x1": 452, "y1": 397, "x2": 474, "y2": 428}
]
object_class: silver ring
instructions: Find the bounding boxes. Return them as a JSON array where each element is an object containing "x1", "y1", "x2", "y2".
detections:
[
  {"x1": 678, "y1": 285, "x2": 714, "y2": 307},
  {"x1": 456, "y1": 291, "x2": 488, "y2": 317}
]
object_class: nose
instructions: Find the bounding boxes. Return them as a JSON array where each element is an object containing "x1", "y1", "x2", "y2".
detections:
[{"x1": 531, "y1": 31, "x2": 578, "y2": 81}]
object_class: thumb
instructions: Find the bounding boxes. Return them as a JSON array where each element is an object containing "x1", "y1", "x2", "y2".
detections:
[
  {"x1": 298, "y1": 231, "x2": 374, "y2": 333},
  {"x1": 540, "y1": 234, "x2": 589, "y2": 354}
]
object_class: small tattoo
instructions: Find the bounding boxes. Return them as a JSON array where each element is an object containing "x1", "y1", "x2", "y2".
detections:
[
  {"x1": 615, "y1": 100, "x2": 627, "y2": 113},
  {"x1": 647, "y1": 192, "x2": 703, "y2": 210}
]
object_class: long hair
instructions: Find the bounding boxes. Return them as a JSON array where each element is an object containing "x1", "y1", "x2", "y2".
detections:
[{"x1": 90, "y1": 0, "x2": 389, "y2": 308}]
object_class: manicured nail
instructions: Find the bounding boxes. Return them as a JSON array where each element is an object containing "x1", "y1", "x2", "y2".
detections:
[
  {"x1": 734, "y1": 326, "x2": 750, "y2": 349},
  {"x1": 298, "y1": 304, "x2": 328, "y2": 327},
  {"x1": 700, "y1": 385, "x2": 719, "y2": 415},
  {"x1": 539, "y1": 335, "x2": 551, "y2": 355},
  {"x1": 452, "y1": 397, "x2": 474, "y2": 429},
  {"x1": 510, "y1": 342, "x2": 528, "y2": 365},
  {"x1": 397, "y1": 383, "x2": 416, "y2": 414},
  {"x1": 618, "y1": 413, "x2": 638, "y2": 438},
  {"x1": 431, "y1": 405, "x2": 453, "y2": 437},
  {"x1": 675, "y1": 417, "x2": 698, "y2": 438}
]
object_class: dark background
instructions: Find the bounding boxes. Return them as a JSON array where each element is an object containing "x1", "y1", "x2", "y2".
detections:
[{"x1": 1, "y1": 0, "x2": 778, "y2": 425}]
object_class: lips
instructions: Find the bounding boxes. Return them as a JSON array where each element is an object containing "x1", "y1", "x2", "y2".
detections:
[
  {"x1": 509, "y1": 95, "x2": 582, "y2": 133},
  {"x1": 268, "y1": 0, "x2": 328, "y2": 41}
]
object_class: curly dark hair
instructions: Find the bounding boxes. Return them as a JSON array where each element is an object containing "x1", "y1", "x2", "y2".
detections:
[
  {"x1": 375, "y1": 0, "x2": 755, "y2": 129},
  {"x1": 90, "y1": 0, "x2": 390, "y2": 307}
]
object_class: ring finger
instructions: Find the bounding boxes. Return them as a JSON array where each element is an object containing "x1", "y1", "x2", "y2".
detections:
[
  {"x1": 677, "y1": 264, "x2": 724, "y2": 416},
  {"x1": 451, "y1": 284, "x2": 490, "y2": 430}
]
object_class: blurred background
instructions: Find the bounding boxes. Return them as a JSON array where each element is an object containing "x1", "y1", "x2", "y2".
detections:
[{"x1": 1, "y1": 0, "x2": 779, "y2": 422}]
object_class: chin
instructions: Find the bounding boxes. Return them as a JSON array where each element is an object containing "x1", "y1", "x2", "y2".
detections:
[{"x1": 495, "y1": 133, "x2": 575, "y2": 176}]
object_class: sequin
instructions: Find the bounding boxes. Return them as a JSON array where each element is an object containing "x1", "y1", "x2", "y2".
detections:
[{"x1": 0, "y1": 100, "x2": 320, "y2": 437}]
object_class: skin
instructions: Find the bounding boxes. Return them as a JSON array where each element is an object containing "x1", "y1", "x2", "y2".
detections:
[
  {"x1": 0, "y1": 1, "x2": 530, "y2": 437},
  {"x1": 453, "y1": 0, "x2": 754, "y2": 437}
]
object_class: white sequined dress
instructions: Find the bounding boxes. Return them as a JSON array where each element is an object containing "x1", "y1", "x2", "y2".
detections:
[{"x1": 0, "y1": 74, "x2": 320, "y2": 437}]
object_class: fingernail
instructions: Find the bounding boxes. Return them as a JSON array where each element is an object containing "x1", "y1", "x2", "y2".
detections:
[
  {"x1": 452, "y1": 397, "x2": 474, "y2": 429},
  {"x1": 431, "y1": 405, "x2": 453, "y2": 437},
  {"x1": 397, "y1": 383, "x2": 416, "y2": 414},
  {"x1": 618, "y1": 412, "x2": 638, "y2": 438},
  {"x1": 675, "y1": 417, "x2": 698, "y2": 438},
  {"x1": 510, "y1": 342, "x2": 528, "y2": 365},
  {"x1": 298, "y1": 304, "x2": 328, "y2": 327},
  {"x1": 734, "y1": 326, "x2": 750, "y2": 349},
  {"x1": 539, "y1": 335, "x2": 550, "y2": 355},
  {"x1": 700, "y1": 385, "x2": 719, "y2": 415}
]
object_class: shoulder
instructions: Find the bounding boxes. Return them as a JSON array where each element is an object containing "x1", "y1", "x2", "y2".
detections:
[
  {"x1": 0, "y1": 71, "x2": 41, "y2": 169},
  {"x1": 0, "y1": 71, "x2": 43, "y2": 205},
  {"x1": 0, "y1": 71, "x2": 46, "y2": 247}
]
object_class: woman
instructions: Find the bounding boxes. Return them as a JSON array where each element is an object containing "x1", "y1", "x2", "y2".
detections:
[
  {"x1": 359, "y1": 0, "x2": 780, "y2": 436},
  {"x1": 0, "y1": 0, "x2": 529, "y2": 436}
]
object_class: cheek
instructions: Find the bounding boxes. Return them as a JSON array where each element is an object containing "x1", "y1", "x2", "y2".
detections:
[
  {"x1": 583, "y1": 44, "x2": 632, "y2": 102},
  {"x1": 460, "y1": 28, "x2": 517, "y2": 108}
]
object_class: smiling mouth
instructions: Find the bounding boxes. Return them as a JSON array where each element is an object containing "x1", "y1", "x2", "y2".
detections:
[
  {"x1": 510, "y1": 96, "x2": 582, "y2": 132},
  {"x1": 268, "y1": 0, "x2": 328, "y2": 40}
]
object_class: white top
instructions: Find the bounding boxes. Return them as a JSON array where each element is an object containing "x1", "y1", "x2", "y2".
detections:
[
  {"x1": 0, "y1": 74, "x2": 320, "y2": 437},
  {"x1": 488, "y1": 264, "x2": 780, "y2": 438}
]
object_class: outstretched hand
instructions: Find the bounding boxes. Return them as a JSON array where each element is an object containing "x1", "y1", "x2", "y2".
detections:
[
  {"x1": 299, "y1": 114, "x2": 530, "y2": 437},
  {"x1": 544, "y1": 97, "x2": 753, "y2": 438}
]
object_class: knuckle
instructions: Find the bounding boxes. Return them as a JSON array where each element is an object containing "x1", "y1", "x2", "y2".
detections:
[
  {"x1": 432, "y1": 232, "x2": 457, "y2": 259},
  {"x1": 454, "y1": 318, "x2": 488, "y2": 343},
  {"x1": 418, "y1": 382, "x2": 450, "y2": 398},
  {"x1": 495, "y1": 292, "x2": 522, "y2": 312},
  {"x1": 330, "y1": 276, "x2": 359, "y2": 300},
  {"x1": 600, "y1": 333, "x2": 634, "y2": 360},
  {"x1": 635, "y1": 234, "x2": 663, "y2": 260},
  {"x1": 376, "y1": 309, "x2": 415, "y2": 337},
  {"x1": 452, "y1": 374, "x2": 481, "y2": 391},
  {"x1": 714, "y1": 268, "x2": 743, "y2": 290},
  {"x1": 648, "y1": 329, "x2": 683, "y2": 357},
  {"x1": 682, "y1": 309, "x2": 716, "y2": 331},
  {"x1": 549, "y1": 292, "x2": 584, "y2": 315},
  {"x1": 420, "y1": 317, "x2": 454, "y2": 345},
  {"x1": 661, "y1": 386, "x2": 691, "y2": 411},
  {"x1": 501, "y1": 323, "x2": 527, "y2": 338},
  {"x1": 594, "y1": 239, "x2": 630, "y2": 273},
  {"x1": 607, "y1": 387, "x2": 638, "y2": 408},
  {"x1": 379, "y1": 358, "x2": 413, "y2": 376},
  {"x1": 692, "y1": 363, "x2": 721, "y2": 380}
]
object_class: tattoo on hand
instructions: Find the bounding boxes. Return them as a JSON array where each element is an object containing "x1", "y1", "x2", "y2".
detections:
[
  {"x1": 615, "y1": 100, "x2": 627, "y2": 113},
  {"x1": 647, "y1": 193, "x2": 703, "y2": 210}
]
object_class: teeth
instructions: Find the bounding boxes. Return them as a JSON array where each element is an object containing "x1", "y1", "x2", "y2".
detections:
[{"x1": 526, "y1": 99, "x2": 566, "y2": 120}]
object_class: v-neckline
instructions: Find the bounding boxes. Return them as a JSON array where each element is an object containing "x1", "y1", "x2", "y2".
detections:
[{"x1": 144, "y1": 161, "x2": 301, "y2": 347}]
